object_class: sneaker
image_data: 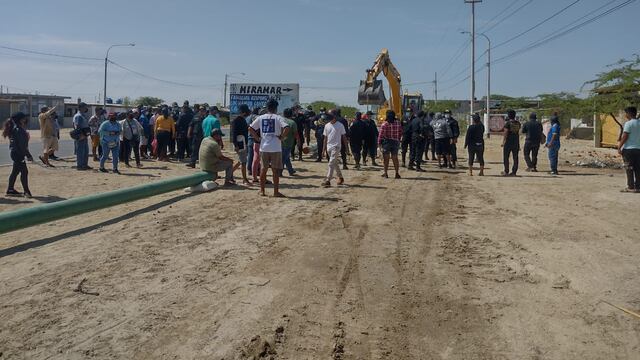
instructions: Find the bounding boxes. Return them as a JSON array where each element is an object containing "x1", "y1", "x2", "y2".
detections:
[
  {"x1": 342, "y1": 165, "x2": 349, "y2": 170},
  {"x1": 6, "y1": 189, "x2": 21, "y2": 196},
  {"x1": 113, "y1": 169, "x2": 120, "y2": 174},
  {"x1": 395, "y1": 173, "x2": 401, "y2": 179},
  {"x1": 23, "y1": 192, "x2": 32, "y2": 199},
  {"x1": 321, "y1": 180, "x2": 331, "y2": 188},
  {"x1": 185, "y1": 163, "x2": 195, "y2": 168},
  {"x1": 99, "y1": 168, "x2": 108, "y2": 173}
]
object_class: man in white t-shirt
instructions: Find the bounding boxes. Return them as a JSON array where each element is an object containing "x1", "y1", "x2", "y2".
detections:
[
  {"x1": 248, "y1": 99, "x2": 290, "y2": 197},
  {"x1": 321, "y1": 113, "x2": 348, "y2": 187}
]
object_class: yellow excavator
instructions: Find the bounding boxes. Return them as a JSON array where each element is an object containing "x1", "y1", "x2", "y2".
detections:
[{"x1": 357, "y1": 48, "x2": 402, "y2": 123}]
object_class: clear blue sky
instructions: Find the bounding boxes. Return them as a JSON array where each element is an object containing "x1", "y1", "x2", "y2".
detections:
[{"x1": 0, "y1": 0, "x2": 637, "y2": 107}]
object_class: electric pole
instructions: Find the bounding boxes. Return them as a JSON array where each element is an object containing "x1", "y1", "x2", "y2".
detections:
[
  {"x1": 465, "y1": 0, "x2": 482, "y2": 116},
  {"x1": 434, "y1": 72, "x2": 438, "y2": 104}
]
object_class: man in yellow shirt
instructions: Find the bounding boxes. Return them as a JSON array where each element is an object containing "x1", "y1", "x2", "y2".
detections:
[{"x1": 153, "y1": 107, "x2": 175, "y2": 161}]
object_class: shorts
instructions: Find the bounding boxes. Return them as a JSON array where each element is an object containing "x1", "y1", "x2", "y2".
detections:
[
  {"x1": 260, "y1": 151, "x2": 283, "y2": 170},
  {"x1": 381, "y1": 139, "x2": 400, "y2": 155},
  {"x1": 435, "y1": 138, "x2": 450, "y2": 155},
  {"x1": 91, "y1": 134, "x2": 100, "y2": 148},
  {"x1": 43, "y1": 136, "x2": 59, "y2": 152},
  {"x1": 236, "y1": 149, "x2": 248, "y2": 164}
]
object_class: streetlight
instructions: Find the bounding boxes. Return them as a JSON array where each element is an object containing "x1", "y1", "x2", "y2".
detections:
[
  {"x1": 462, "y1": 31, "x2": 491, "y2": 137},
  {"x1": 223, "y1": 72, "x2": 246, "y2": 108},
  {"x1": 103, "y1": 43, "x2": 135, "y2": 106}
]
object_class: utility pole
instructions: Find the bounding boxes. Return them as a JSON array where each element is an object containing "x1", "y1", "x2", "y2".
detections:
[
  {"x1": 465, "y1": 0, "x2": 482, "y2": 116},
  {"x1": 104, "y1": 43, "x2": 135, "y2": 106},
  {"x1": 223, "y1": 74, "x2": 228, "y2": 108},
  {"x1": 223, "y1": 72, "x2": 246, "y2": 109},
  {"x1": 434, "y1": 72, "x2": 438, "y2": 104},
  {"x1": 477, "y1": 33, "x2": 491, "y2": 137}
]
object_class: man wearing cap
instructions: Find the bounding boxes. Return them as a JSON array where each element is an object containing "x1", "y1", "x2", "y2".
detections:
[
  {"x1": 231, "y1": 104, "x2": 251, "y2": 184},
  {"x1": 248, "y1": 98, "x2": 290, "y2": 197},
  {"x1": 199, "y1": 128, "x2": 236, "y2": 185},
  {"x1": 73, "y1": 102, "x2": 92, "y2": 170},
  {"x1": 521, "y1": 112, "x2": 544, "y2": 172},
  {"x1": 38, "y1": 106, "x2": 57, "y2": 167}
]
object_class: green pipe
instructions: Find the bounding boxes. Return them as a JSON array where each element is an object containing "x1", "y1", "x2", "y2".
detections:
[{"x1": 0, "y1": 172, "x2": 213, "y2": 235}]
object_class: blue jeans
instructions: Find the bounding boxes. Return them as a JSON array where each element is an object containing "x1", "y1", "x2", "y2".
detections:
[
  {"x1": 281, "y1": 146, "x2": 294, "y2": 175},
  {"x1": 75, "y1": 138, "x2": 89, "y2": 168},
  {"x1": 247, "y1": 138, "x2": 254, "y2": 174},
  {"x1": 548, "y1": 144, "x2": 560, "y2": 173},
  {"x1": 100, "y1": 142, "x2": 120, "y2": 170}
]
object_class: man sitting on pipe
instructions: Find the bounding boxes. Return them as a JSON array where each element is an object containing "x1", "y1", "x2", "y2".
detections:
[{"x1": 198, "y1": 128, "x2": 238, "y2": 186}]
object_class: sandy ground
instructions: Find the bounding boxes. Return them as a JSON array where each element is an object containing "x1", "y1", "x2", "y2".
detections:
[{"x1": 0, "y1": 138, "x2": 639, "y2": 359}]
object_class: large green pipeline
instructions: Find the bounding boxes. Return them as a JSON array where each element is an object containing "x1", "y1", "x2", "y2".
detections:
[{"x1": 0, "y1": 171, "x2": 213, "y2": 234}]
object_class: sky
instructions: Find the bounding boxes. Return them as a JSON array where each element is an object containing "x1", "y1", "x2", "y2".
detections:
[{"x1": 0, "y1": 0, "x2": 637, "y2": 108}]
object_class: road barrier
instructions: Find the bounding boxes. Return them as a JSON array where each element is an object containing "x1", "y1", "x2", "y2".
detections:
[{"x1": 0, "y1": 172, "x2": 213, "y2": 234}]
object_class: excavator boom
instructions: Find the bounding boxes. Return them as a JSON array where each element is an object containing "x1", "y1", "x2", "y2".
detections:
[{"x1": 357, "y1": 49, "x2": 403, "y2": 121}]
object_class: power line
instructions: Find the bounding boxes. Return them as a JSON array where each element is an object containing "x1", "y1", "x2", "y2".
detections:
[
  {"x1": 481, "y1": 0, "x2": 533, "y2": 34},
  {"x1": 477, "y1": 0, "x2": 522, "y2": 33},
  {"x1": 107, "y1": 60, "x2": 223, "y2": 89},
  {"x1": 438, "y1": 39, "x2": 471, "y2": 78},
  {"x1": 440, "y1": 0, "x2": 636, "y2": 96},
  {"x1": 0, "y1": 45, "x2": 101, "y2": 61},
  {"x1": 492, "y1": 0, "x2": 583, "y2": 49},
  {"x1": 493, "y1": 0, "x2": 637, "y2": 65}
]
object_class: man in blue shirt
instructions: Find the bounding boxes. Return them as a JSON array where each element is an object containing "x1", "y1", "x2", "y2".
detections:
[
  {"x1": 73, "y1": 102, "x2": 92, "y2": 170},
  {"x1": 618, "y1": 106, "x2": 640, "y2": 192},
  {"x1": 545, "y1": 114, "x2": 561, "y2": 175},
  {"x1": 202, "y1": 106, "x2": 221, "y2": 143}
]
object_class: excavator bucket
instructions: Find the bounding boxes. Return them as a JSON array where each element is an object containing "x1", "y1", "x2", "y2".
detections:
[{"x1": 358, "y1": 80, "x2": 386, "y2": 105}]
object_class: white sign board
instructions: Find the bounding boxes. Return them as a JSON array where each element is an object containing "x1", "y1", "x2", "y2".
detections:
[{"x1": 229, "y1": 83, "x2": 299, "y2": 116}]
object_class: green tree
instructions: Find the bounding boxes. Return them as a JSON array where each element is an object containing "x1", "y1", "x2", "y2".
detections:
[
  {"x1": 134, "y1": 96, "x2": 164, "y2": 107},
  {"x1": 122, "y1": 96, "x2": 132, "y2": 107},
  {"x1": 584, "y1": 55, "x2": 640, "y2": 118},
  {"x1": 424, "y1": 100, "x2": 459, "y2": 113},
  {"x1": 308, "y1": 101, "x2": 338, "y2": 113},
  {"x1": 536, "y1": 92, "x2": 591, "y2": 128}
]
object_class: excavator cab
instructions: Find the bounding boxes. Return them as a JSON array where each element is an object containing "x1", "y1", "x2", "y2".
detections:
[{"x1": 358, "y1": 80, "x2": 386, "y2": 105}]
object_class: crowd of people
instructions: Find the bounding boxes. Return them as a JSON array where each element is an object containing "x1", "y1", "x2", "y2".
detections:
[{"x1": 3, "y1": 99, "x2": 640, "y2": 198}]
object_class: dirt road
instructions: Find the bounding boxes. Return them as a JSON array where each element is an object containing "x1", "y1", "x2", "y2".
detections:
[{"x1": 0, "y1": 138, "x2": 638, "y2": 359}]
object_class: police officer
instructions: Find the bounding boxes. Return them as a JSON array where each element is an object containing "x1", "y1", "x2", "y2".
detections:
[
  {"x1": 409, "y1": 111, "x2": 430, "y2": 171},
  {"x1": 401, "y1": 108, "x2": 414, "y2": 167},
  {"x1": 501, "y1": 109, "x2": 521, "y2": 176},
  {"x1": 314, "y1": 108, "x2": 328, "y2": 162}
]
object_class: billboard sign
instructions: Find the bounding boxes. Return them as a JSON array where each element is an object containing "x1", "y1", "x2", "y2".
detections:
[{"x1": 229, "y1": 83, "x2": 299, "y2": 116}]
